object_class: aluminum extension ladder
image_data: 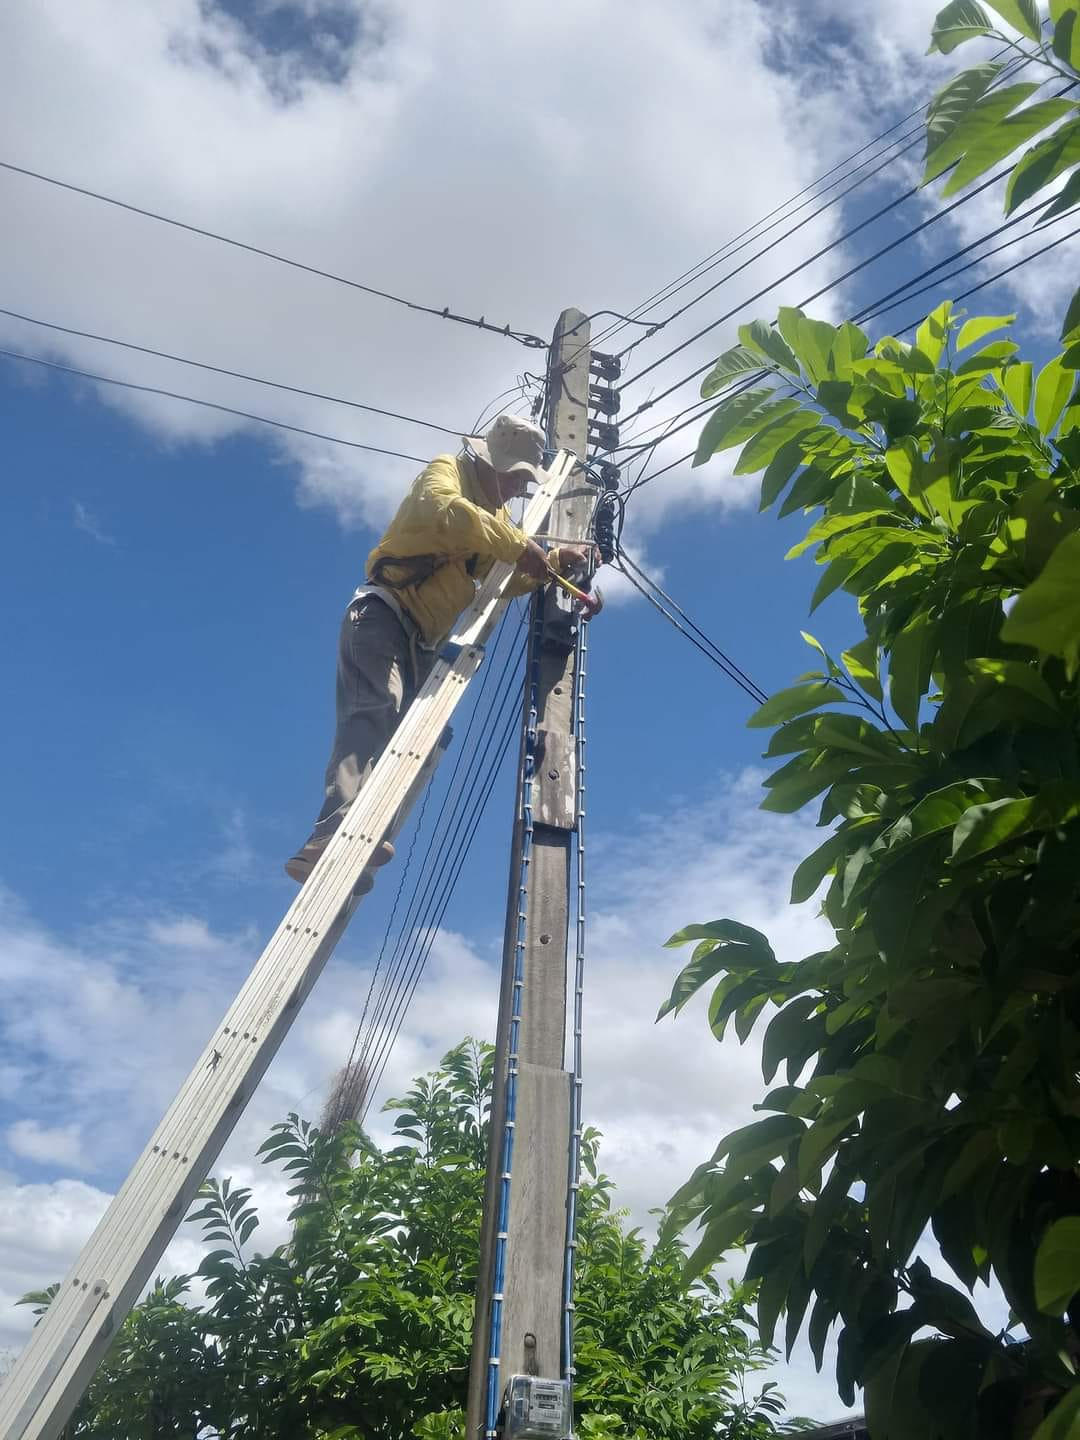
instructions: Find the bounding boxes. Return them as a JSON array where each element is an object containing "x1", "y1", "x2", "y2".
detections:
[{"x1": 0, "y1": 450, "x2": 578, "y2": 1440}]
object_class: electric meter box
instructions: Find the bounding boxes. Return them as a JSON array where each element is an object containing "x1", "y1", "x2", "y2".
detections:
[{"x1": 503, "y1": 1374, "x2": 571, "y2": 1438}]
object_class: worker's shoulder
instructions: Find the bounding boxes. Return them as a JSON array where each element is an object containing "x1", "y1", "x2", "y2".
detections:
[{"x1": 417, "y1": 452, "x2": 466, "y2": 483}]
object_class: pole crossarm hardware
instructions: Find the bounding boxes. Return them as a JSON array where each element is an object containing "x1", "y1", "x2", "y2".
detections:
[
  {"x1": 467, "y1": 309, "x2": 593, "y2": 1440},
  {"x1": 0, "y1": 450, "x2": 579, "y2": 1440}
]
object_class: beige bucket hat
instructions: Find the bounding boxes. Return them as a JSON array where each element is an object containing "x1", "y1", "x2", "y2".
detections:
[{"x1": 463, "y1": 413, "x2": 547, "y2": 487}]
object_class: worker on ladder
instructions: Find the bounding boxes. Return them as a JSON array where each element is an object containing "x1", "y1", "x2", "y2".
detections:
[{"x1": 286, "y1": 413, "x2": 596, "y2": 886}]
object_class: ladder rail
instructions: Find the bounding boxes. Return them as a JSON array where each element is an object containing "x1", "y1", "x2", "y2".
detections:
[{"x1": 0, "y1": 450, "x2": 578, "y2": 1440}]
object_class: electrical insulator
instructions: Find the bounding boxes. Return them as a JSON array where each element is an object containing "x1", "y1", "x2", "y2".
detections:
[
  {"x1": 589, "y1": 352, "x2": 621, "y2": 381},
  {"x1": 588, "y1": 384, "x2": 620, "y2": 417},
  {"x1": 587, "y1": 420, "x2": 620, "y2": 451}
]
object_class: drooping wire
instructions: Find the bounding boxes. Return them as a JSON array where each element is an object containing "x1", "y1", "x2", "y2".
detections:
[
  {"x1": 0, "y1": 346, "x2": 429, "y2": 462},
  {"x1": 0, "y1": 158, "x2": 547, "y2": 349},
  {"x1": 358, "y1": 626, "x2": 527, "y2": 1121},
  {"x1": 336, "y1": 776, "x2": 436, "y2": 1111},
  {"x1": 615, "y1": 548, "x2": 769, "y2": 706},
  {"x1": 351, "y1": 613, "x2": 520, "y2": 1091},
  {"x1": 355, "y1": 610, "x2": 522, "y2": 1052},
  {"x1": 0, "y1": 304, "x2": 466, "y2": 438},
  {"x1": 353, "y1": 614, "x2": 527, "y2": 1115}
]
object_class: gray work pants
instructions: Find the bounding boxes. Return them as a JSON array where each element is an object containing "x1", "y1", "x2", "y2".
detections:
[{"x1": 308, "y1": 597, "x2": 434, "y2": 844}]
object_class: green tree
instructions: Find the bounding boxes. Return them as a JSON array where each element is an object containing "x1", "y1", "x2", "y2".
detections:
[
  {"x1": 921, "y1": 0, "x2": 1080, "y2": 224},
  {"x1": 661, "y1": 257, "x2": 1080, "y2": 1438},
  {"x1": 23, "y1": 1042, "x2": 786, "y2": 1439}
]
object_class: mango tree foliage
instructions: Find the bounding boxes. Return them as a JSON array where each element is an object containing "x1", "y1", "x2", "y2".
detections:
[
  {"x1": 923, "y1": 0, "x2": 1080, "y2": 218},
  {"x1": 668, "y1": 299, "x2": 1080, "y2": 1440},
  {"x1": 21, "y1": 1042, "x2": 786, "y2": 1440}
]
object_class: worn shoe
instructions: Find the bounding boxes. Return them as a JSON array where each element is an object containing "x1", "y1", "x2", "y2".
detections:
[{"x1": 284, "y1": 837, "x2": 394, "y2": 885}]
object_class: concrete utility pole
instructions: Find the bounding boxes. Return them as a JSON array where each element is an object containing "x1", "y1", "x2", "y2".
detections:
[{"x1": 466, "y1": 308, "x2": 593, "y2": 1439}]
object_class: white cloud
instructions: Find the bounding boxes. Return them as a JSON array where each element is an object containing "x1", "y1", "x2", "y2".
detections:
[
  {"x1": 0, "y1": 0, "x2": 854, "y2": 536},
  {"x1": 71, "y1": 500, "x2": 116, "y2": 546},
  {"x1": 6, "y1": 1122, "x2": 90, "y2": 1172}
]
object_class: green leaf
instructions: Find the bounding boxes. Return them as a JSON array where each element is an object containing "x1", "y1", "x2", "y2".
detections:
[
  {"x1": 1052, "y1": 5, "x2": 1080, "y2": 68},
  {"x1": 1035, "y1": 354, "x2": 1075, "y2": 435},
  {"x1": 747, "y1": 681, "x2": 848, "y2": 729},
  {"x1": 943, "y1": 98, "x2": 1078, "y2": 196},
  {"x1": 1034, "y1": 1218, "x2": 1080, "y2": 1316},
  {"x1": 1062, "y1": 284, "x2": 1080, "y2": 343},
  {"x1": 889, "y1": 615, "x2": 939, "y2": 730},
  {"x1": 951, "y1": 783, "x2": 1080, "y2": 860},
  {"x1": 925, "y1": 62, "x2": 1003, "y2": 159},
  {"x1": 983, "y1": 0, "x2": 1041, "y2": 39},
  {"x1": 928, "y1": 0, "x2": 993, "y2": 53},
  {"x1": 1006, "y1": 118, "x2": 1080, "y2": 214},
  {"x1": 1033, "y1": 1387, "x2": 1080, "y2": 1440},
  {"x1": 738, "y1": 318, "x2": 799, "y2": 374},
  {"x1": 809, "y1": 557, "x2": 855, "y2": 612},
  {"x1": 924, "y1": 81, "x2": 1039, "y2": 181},
  {"x1": 842, "y1": 637, "x2": 884, "y2": 702},
  {"x1": 828, "y1": 321, "x2": 870, "y2": 375},
  {"x1": 966, "y1": 656, "x2": 1058, "y2": 711},
  {"x1": 700, "y1": 344, "x2": 763, "y2": 399},
  {"x1": 777, "y1": 307, "x2": 838, "y2": 384},
  {"x1": 759, "y1": 436, "x2": 807, "y2": 511},
  {"x1": 956, "y1": 313, "x2": 1015, "y2": 349},
  {"x1": 790, "y1": 829, "x2": 850, "y2": 903},
  {"x1": 694, "y1": 390, "x2": 799, "y2": 466},
  {"x1": 955, "y1": 339, "x2": 1019, "y2": 374},
  {"x1": 762, "y1": 997, "x2": 818, "y2": 1082},
  {"x1": 734, "y1": 409, "x2": 820, "y2": 475},
  {"x1": 716, "y1": 1114, "x2": 806, "y2": 1175},
  {"x1": 786, "y1": 507, "x2": 894, "y2": 560},
  {"x1": 1044, "y1": 162, "x2": 1080, "y2": 221},
  {"x1": 1002, "y1": 358, "x2": 1033, "y2": 415},
  {"x1": 916, "y1": 301, "x2": 954, "y2": 365},
  {"x1": 1003, "y1": 531, "x2": 1080, "y2": 676},
  {"x1": 884, "y1": 436, "x2": 951, "y2": 515}
]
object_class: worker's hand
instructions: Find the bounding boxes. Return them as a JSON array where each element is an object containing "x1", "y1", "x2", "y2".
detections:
[
  {"x1": 552, "y1": 544, "x2": 599, "y2": 578},
  {"x1": 515, "y1": 537, "x2": 550, "y2": 581}
]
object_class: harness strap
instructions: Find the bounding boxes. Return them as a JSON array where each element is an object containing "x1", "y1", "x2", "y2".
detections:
[{"x1": 368, "y1": 552, "x2": 479, "y2": 590}]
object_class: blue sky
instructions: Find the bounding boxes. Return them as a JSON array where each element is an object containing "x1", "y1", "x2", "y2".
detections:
[{"x1": 1, "y1": 0, "x2": 1076, "y2": 1421}]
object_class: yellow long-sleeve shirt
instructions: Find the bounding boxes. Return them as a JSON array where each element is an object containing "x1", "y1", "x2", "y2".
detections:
[{"x1": 366, "y1": 452, "x2": 538, "y2": 646}]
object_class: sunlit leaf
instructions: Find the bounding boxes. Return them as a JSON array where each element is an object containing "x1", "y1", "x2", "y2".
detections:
[
  {"x1": 1005, "y1": 117, "x2": 1080, "y2": 214},
  {"x1": 928, "y1": 0, "x2": 992, "y2": 54},
  {"x1": 956, "y1": 313, "x2": 1015, "y2": 349}
]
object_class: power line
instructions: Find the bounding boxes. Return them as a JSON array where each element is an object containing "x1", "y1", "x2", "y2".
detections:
[
  {"x1": 359, "y1": 690, "x2": 521, "y2": 1123},
  {"x1": 356, "y1": 611, "x2": 523, "y2": 1061},
  {"x1": 0, "y1": 346, "x2": 429, "y2": 462},
  {"x1": 891, "y1": 218, "x2": 1080, "y2": 333},
  {"x1": 589, "y1": 39, "x2": 1032, "y2": 355},
  {"x1": 613, "y1": 128, "x2": 923, "y2": 369},
  {"x1": 617, "y1": 162, "x2": 1020, "y2": 412},
  {"x1": 620, "y1": 214, "x2": 1080, "y2": 502},
  {"x1": 853, "y1": 202, "x2": 1080, "y2": 327},
  {"x1": 0, "y1": 158, "x2": 546, "y2": 349},
  {"x1": 615, "y1": 71, "x2": 1076, "y2": 417},
  {"x1": 616, "y1": 549, "x2": 768, "y2": 706},
  {"x1": 350, "y1": 606, "x2": 525, "y2": 1086},
  {"x1": 0, "y1": 304, "x2": 467, "y2": 438},
  {"x1": 357, "y1": 625, "x2": 526, "y2": 1118}
]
